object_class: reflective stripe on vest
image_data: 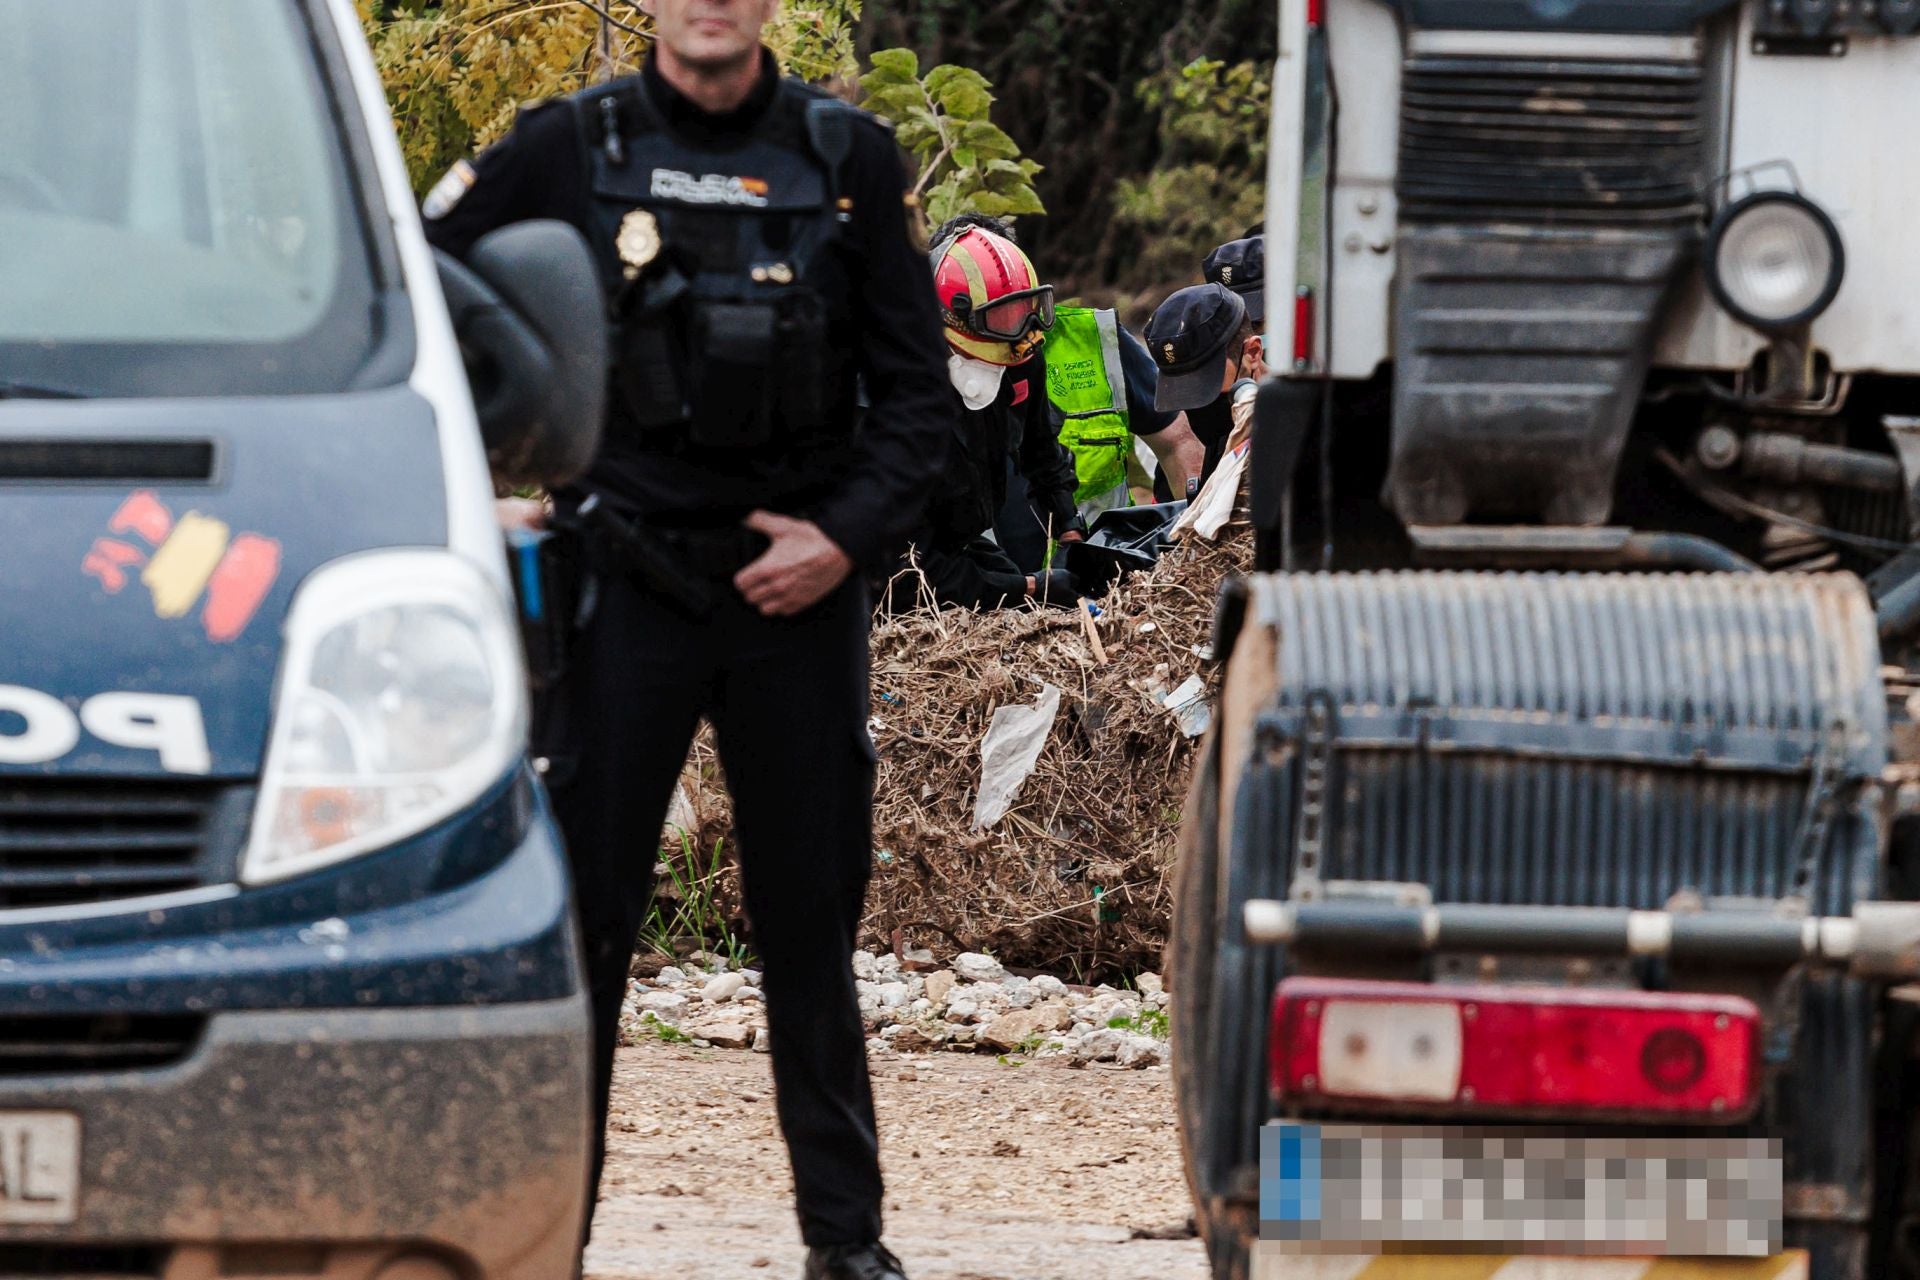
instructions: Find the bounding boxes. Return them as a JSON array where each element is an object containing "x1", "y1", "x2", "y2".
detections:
[{"x1": 1046, "y1": 307, "x2": 1132, "y2": 504}]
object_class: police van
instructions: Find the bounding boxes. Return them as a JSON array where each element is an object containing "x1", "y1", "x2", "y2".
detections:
[{"x1": 0, "y1": 2, "x2": 605, "y2": 1276}]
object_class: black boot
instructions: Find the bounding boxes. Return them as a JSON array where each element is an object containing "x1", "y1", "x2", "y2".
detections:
[{"x1": 801, "y1": 1243, "x2": 908, "y2": 1280}]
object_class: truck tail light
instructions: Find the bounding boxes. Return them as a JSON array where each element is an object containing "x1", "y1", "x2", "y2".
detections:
[
  {"x1": 1270, "y1": 978, "x2": 1760, "y2": 1119},
  {"x1": 1292, "y1": 288, "x2": 1315, "y2": 369}
]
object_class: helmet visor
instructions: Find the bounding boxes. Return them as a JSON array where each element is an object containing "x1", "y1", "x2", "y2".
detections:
[{"x1": 969, "y1": 285, "x2": 1056, "y2": 343}]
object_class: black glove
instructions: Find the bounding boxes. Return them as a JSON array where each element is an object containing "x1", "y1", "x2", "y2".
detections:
[{"x1": 1027, "y1": 568, "x2": 1082, "y2": 607}]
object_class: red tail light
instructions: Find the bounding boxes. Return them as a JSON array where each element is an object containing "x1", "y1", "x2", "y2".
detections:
[
  {"x1": 1292, "y1": 288, "x2": 1314, "y2": 369},
  {"x1": 1270, "y1": 978, "x2": 1760, "y2": 1119}
]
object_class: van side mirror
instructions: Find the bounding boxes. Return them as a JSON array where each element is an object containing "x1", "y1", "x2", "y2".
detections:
[{"x1": 434, "y1": 221, "x2": 606, "y2": 488}]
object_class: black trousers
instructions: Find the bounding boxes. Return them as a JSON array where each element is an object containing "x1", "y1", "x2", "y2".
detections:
[{"x1": 545, "y1": 567, "x2": 883, "y2": 1248}]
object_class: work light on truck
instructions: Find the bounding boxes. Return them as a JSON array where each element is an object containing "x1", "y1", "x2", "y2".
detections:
[
  {"x1": 1704, "y1": 189, "x2": 1846, "y2": 333},
  {"x1": 241, "y1": 550, "x2": 528, "y2": 886},
  {"x1": 1269, "y1": 978, "x2": 1761, "y2": 1120}
]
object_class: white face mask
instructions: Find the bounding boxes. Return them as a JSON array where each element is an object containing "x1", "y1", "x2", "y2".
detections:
[{"x1": 947, "y1": 351, "x2": 1006, "y2": 411}]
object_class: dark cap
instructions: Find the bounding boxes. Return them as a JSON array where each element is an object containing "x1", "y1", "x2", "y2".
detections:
[
  {"x1": 1203, "y1": 235, "x2": 1266, "y2": 323},
  {"x1": 1144, "y1": 284, "x2": 1248, "y2": 414}
]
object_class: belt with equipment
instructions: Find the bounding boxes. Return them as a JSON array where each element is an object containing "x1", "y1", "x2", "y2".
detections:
[{"x1": 562, "y1": 493, "x2": 769, "y2": 620}]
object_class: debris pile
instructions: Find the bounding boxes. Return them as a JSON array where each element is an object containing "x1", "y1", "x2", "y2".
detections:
[
  {"x1": 670, "y1": 533, "x2": 1249, "y2": 980},
  {"x1": 621, "y1": 949, "x2": 1172, "y2": 1069}
]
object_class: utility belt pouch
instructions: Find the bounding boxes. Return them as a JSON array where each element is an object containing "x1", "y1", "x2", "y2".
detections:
[
  {"x1": 776, "y1": 291, "x2": 832, "y2": 429},
  {"x1": 689, "y1": 301, "x2": 777, "y2": 449},
  {"x1": 616, "y1": 271, "x2": 693, "y2": 432}
]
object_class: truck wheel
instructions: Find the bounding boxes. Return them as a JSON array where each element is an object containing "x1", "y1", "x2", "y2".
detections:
[{"x1": 1169, "y1": 733, "x2": 1257, "y2": 1279}]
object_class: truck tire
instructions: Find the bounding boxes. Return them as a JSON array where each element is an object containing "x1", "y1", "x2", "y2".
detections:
[{"x1": 1169, "y1": 731, "x2": 1257, "y2": 1280}]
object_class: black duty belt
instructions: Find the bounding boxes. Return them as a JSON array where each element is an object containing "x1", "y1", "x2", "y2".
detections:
[{"x1": 562, "y1": 494, "x2": 770, "y2": 621}]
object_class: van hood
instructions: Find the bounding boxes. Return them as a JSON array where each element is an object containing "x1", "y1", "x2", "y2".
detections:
[{"x1": 0, "y1": 386, "x2": 448, "y2": 779}]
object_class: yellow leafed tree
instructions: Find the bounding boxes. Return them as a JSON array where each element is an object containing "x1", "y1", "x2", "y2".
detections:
[{"x1": 359, "y1": 0, "x2": 861, "y2": 194}]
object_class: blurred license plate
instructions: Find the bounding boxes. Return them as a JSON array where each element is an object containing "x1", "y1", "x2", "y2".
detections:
[
  {"x1": 0, "y1": 1113, "x2": 79, "y2": 1224},
  {"x1": 1259, "y1": 1123, "x2": 1781, "y2": 1256},
  {"x1": 1252, "y1": 1246, "x2": 1810, "y2": 1278}
]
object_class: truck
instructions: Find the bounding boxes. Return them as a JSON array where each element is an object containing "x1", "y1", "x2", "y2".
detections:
[
  {"x1": 0, "y1": 3, "x2": 606, "y2": 1276},
  {"x1": 1171, "y1": 0, "x2": 1920, "y2": 1276}
]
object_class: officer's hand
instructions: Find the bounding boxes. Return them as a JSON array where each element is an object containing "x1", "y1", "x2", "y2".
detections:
[
  {"x1": 735, "y1": 511, "x2": 855, "y2": 617},
  {"x1": 1057, "y1": 529, "x2": 1086, "y2": 544},
  {"x1": 1027, "y1": 567, "x2": 1082, "y2": 607},
  {"x1": 495, "y1": 496, "x2": 548, "y2": 532}
]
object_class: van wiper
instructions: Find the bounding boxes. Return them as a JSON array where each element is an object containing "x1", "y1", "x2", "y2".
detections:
[{"x1": 0, "y1": 379, "x2": 93, "y2": 400}]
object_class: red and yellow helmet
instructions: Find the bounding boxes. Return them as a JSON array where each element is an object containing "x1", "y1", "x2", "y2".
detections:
[{"x1": 930, "y1": 226, "x2": 1055, "y2": 366}]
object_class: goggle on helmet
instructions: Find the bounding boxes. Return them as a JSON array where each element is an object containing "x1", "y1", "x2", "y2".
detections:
[{"x1": 930, "y1": 226, "x2": 1055, "y2": 366}]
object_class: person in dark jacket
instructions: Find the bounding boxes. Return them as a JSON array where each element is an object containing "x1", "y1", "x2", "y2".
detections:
[
  {"x1": 886, "y1": 223, "x2": 1085, "y2": 611},
  {"x1": 421, "y1": 0, "x2": 951, "y2": 1275}
]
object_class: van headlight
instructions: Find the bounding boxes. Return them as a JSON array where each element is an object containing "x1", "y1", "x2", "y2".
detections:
[
  {"x1": 241, "y1": 550, "x2": 527, "y2": 886},
  {"x1": 1704, "y1": 191, "x2": 1846, "y2": 333}
]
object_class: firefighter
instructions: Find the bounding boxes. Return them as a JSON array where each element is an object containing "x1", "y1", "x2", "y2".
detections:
[{"x1": 886, "y1": 223, "x2": 1086, "y2": 612}]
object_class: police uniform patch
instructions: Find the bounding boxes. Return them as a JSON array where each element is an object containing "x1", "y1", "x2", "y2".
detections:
[
  {"x1": 617, "y1": 208, "x2": 662, "y2": 279},
  {"x1": 422, "y1": 159, "x2": 478, "y2": 221},
  {"x1": 1163, "y1": 342, "x2": 1178, "y2": 365},
  {"x1": 1219, "y1": 264, "x2": 1234, "y2": 285}
]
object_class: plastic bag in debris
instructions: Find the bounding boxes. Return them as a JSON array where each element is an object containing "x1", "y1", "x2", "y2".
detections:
[
  {"x1": 1162, "y1": 674, "x2": 1212, "y2": 738},
  {"x1": 1065, "y1": 500, "x2": 1189, "y2": 596},
  {"x1": 971, "y1": 681, "x2": 1063, "y2": 832}
]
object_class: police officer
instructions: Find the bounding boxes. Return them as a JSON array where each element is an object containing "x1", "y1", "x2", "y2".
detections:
[{"x1": 423, "y1": 2, "x2": 952, "y2": 1276}]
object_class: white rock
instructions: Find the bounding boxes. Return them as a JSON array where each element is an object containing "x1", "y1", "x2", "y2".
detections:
[
  {"x1": 1071, "y1": 1021, "x2": 1095, "y2": 1036},
  {"x1": 736, "y1": 986, "x2": 764, "y2": 1003},
  {"x1": 742, "y1": 969, "x2": 763, "y2": 986},
  {"x1": 953, "y1": 952, "x2": 1006, "y2": 984},
  {"x1": 637, "y1": 991, "x2": 688, "y2": 1019},
  {"x1": 877, "y1": 986, "x2": 909, "y2": 1009},
  {"x1": 924, "y1": 971, "x2": 956, "y2": 1006},
  {"x1": 880, "y1": 1024, "x2": 903, "y2": 1038},
  {"x1": 685, "y1": 1019, "x2": 752, "y2": 1050},
  {"x1": 910, "y1": 998, "x2": 932, "y2": 1014},
  {"x1": 875, "y1": 954, "x2": 903, "y2": 979},
  {"x1": 946, "y1": 998, "x2": 979, "y2": 1023},
  {"x1": 1136, "y1": 972, "x2": 1165, "y2": 996},
  {"x1": 1031, "y1": 975, "x2": 1068, "y2": 997},
  {"x1": 702, "y1": 973, "x2": 747, "y2": 1003},
  {"x1": 1078, "y1": 1028, "x2": 1164, "y2": 1067},
  {"x1": 858, "y1": 994, "x2": 881, "y2": 1018},
  {"x1": 752, "y1": 1027, "x2": 772, "y2": 1053},
  {"x1": 855, "y1": 979, "x2": 882, "y2": 1000},
  {"x1": 655, "y1": 966, "x2": 689, "y2": 986},
  {"x1": 852, "y1": 951, "x2": 879, "y2": 982},
  {"x1": 1073, "y1": 994, "x2": 1137, "y2": 1027}
]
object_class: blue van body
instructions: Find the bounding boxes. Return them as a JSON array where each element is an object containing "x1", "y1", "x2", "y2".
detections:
[{"x1": 0, "y1": 3, "x2": 591, "y2": 1275}]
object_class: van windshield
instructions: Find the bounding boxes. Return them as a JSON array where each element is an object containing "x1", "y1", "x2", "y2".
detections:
[{"x1": 0, "y1": 1, "x2": 391, "y2": 398}]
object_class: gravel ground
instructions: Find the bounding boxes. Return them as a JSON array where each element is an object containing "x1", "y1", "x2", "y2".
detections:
[{"x1": 584, "y1": 1040, "x2": 1208, "y2": 1280}]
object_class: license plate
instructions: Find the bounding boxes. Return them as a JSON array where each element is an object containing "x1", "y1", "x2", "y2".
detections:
[
  {"x1": 1251, "y1": 1246, "x2": 1811, "y2": 1279},
  {"x1": 0, "y1": 1113, "x2": 80, "y2": 1224},
  {"x1": 1259, "y1": 1123, "x2": 1781, "y2": 1256}
]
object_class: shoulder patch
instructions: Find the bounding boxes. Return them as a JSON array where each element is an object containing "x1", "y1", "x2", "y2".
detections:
[{"x1": 421, "y1": 159, "x2": 478, "y2": 221}]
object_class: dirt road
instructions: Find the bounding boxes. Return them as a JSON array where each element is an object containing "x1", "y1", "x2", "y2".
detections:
[{"x1": 585, "y1": 1040, "x2": 1209, "y2": 1280}]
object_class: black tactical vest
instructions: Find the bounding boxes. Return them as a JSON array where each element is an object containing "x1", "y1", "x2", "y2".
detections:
[{"x1": 570, "y1": 75, "x2": 859, "y2": 452}]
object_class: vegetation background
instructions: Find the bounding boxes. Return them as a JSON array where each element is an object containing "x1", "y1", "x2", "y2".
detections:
[{"x1": 357, "y1": 0, "x2": 1272, "y2": 322}]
